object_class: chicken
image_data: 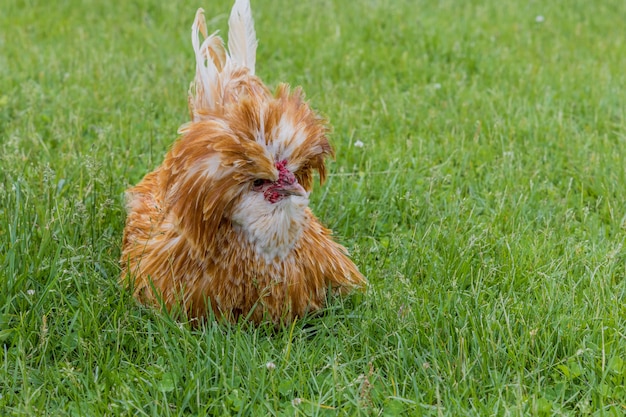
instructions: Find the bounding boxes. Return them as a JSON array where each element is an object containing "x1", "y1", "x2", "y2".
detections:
[{"x1": 120, "y1": 0, "x2": 366, "y2": 324}]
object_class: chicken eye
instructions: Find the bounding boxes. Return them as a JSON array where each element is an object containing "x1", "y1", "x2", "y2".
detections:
[{"x1": 252, "y1": 178, "x2": 266, "y2": 187}]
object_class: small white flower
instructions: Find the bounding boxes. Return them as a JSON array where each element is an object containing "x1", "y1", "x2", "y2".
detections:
[
  {"x1": 535, "y1": 15, "x2": 545, "y2": 23},
  {"x1": 265, "y1": 362, "x2": 276, "y2": 371},
  {"x1": 433, "y1": 83, "x2": 442, "y2": 90},
  {"x1": 292, "y1": 398, "x2": 302, "y2": 407},
  {"x1": 353, "y1": 140, "x2": 364, "y2": 148},
  {"x1": 27, "y1": 289, "x2": 35, "y2": 296}
]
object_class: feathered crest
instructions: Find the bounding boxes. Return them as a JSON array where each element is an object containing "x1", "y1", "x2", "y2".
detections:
[{"x1": 188, "y1": 0, "x2": 258, "y2": 121}]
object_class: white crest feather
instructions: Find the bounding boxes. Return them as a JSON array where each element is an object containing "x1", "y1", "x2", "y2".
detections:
[{"x1": 227, "y1": 0, "x2": 258, "y2": 74}]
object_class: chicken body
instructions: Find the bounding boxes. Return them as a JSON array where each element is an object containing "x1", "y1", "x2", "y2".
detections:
[{"x1": 120, "y1": 0, "x2": 366, "y2": 324}]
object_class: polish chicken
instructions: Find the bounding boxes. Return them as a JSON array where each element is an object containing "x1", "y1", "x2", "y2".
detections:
[{"x1": 120, "y1": 0, "x2": 366, "y2": 324}]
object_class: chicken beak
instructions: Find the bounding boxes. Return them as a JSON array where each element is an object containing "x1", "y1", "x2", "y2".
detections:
[{"x1": 277, "y1": 182, "x2": 307, "y2": 198}]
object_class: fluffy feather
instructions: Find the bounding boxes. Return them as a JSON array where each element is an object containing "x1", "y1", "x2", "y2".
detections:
[
  {"x1": 121, "y1": 0, "x2": 366, "y2": 324},
  {"x1": 227, "y1": 0, "x2": 257, "y2": 74}
]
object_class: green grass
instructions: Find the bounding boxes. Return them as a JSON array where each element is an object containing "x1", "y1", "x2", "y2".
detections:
[{"x1": 2, "y1": 0, "x2": 626, "y2": 415}]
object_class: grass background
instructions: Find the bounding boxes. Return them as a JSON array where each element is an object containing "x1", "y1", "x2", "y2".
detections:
[{"x1": 2, "y1": 0, "x2": 626, "y2": 415}]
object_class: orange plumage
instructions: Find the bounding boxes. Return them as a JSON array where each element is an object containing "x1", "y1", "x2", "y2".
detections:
[{"x1": 120, "y1": 0, "x2": 366, "y2": 324}]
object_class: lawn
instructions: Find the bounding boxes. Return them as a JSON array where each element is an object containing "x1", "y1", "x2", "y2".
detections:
[{"x1": 2, "y1": 0, "x2": 626, "y2": 415}]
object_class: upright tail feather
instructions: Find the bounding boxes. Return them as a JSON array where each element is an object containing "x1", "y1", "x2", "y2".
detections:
[
  {"x1": 188, "y1": 1, "x2": 258, "y2": 121},
  {"x1": 189, "y1": 8, "x2": 225, "y2": 119},
  {"x1": 228, "y1": 0, "x2": 258, "y2": 75}
]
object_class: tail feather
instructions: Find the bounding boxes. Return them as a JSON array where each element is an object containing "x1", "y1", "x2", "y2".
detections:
[
  {"x1": 227, "y1": 0, "x2": 257, "y2": 75},
  {"x1": 188, "y1": 2, "x2": 258, "y2": 119},
  {"x1": 189, "y1": 8, "x2": 225, "y2": 119}
]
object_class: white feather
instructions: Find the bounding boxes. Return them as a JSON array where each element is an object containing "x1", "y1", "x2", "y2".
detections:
[
  {"x1": 231, "y1": 192, "x2": 309, "y2": 263},
  {"x1": 190, "y1": 8, "x2": 222, "y2": 114},
  {"x1": 227, "y1": 0, "x2": 258, "y2": 74}
]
